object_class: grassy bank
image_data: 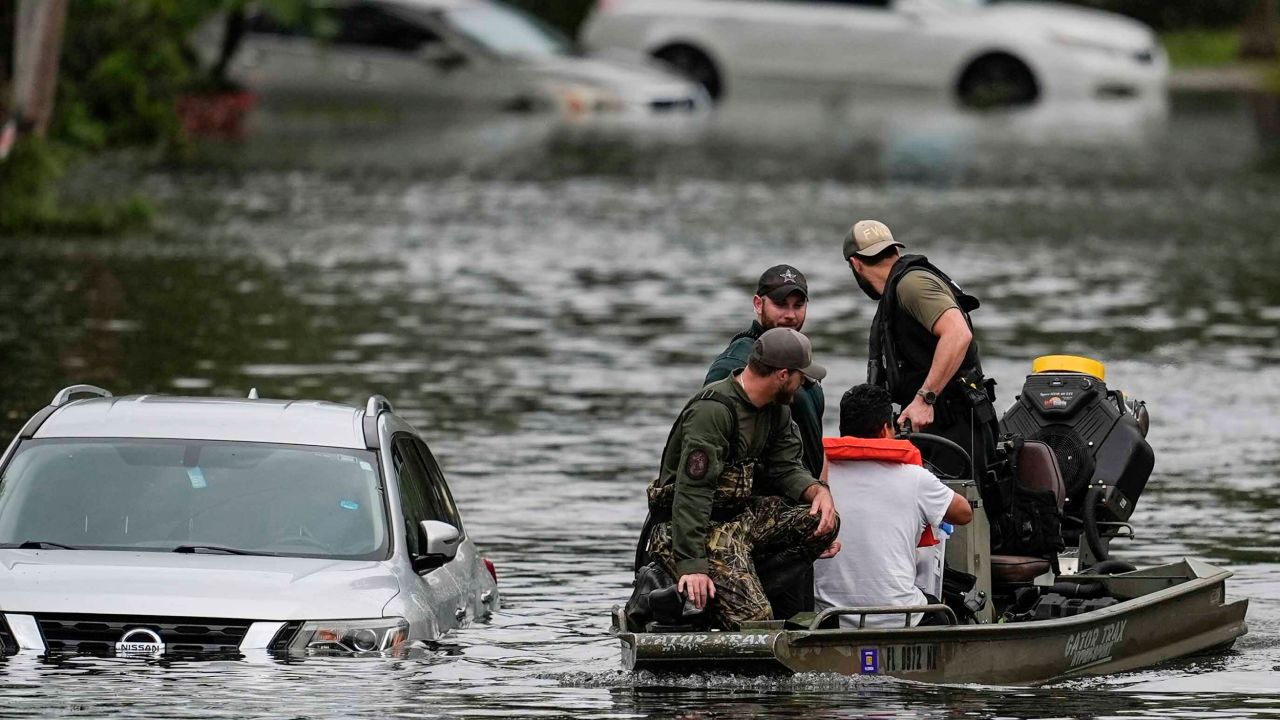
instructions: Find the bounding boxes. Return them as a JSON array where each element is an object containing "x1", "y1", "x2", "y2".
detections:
[
  {"x1": 1162, "y1": 29, "x2": 1280, "y2": 92},
  {"x1": 1162, "y1": 30, "x2": 1243, "y2": 67}
]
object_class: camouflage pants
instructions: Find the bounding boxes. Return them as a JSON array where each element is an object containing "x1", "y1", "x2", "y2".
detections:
[{"x1": 648, "y1": 495, "x2": 838, "y2": 630}]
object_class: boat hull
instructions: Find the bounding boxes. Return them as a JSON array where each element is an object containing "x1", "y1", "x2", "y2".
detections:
[{"x1": 617, "y1": 558, "x2": 1248, "y2": 685}]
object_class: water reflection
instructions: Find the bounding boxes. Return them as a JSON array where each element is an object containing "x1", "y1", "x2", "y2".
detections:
[
  {"x1": 0, "y1": 87, "x2": 1278, "y2": 718},
  {"x1": 205, "y1": 84, "x2": 1179, "y2": 186}
]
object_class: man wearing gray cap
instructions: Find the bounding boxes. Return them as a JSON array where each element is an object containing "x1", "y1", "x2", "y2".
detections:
[
  {"x1": 643, "y1": 327, "x2": 840, "y2": 630},
  {"x1": 842, "y1": 220, "x2": 1000, "y2": 499}
]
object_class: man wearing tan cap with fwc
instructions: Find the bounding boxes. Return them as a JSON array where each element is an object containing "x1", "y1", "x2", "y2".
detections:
[{"x1": 841, "y1": 220, "x2": 1003, "y2": 521}]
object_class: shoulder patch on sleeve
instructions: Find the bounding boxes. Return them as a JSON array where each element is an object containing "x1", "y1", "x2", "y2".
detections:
[{"x1": 686, "y1": 449, "x2": 710, "y2": 480}]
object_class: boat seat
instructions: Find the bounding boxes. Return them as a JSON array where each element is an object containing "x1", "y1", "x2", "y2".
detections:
[
  {"x1": 991, "y1": 441, "x2": 1065, "y2": 586},
  {"x1": 1017, "y1": 441, "x2": 1065, "y2": 510},
  {"x1": 991, "y1": 555, "x2": 1052, "y2": 584}
]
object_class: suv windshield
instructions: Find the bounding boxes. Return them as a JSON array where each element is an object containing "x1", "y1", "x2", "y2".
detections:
[
  {"x1": 0, "y1": 439, "x2": 388, "y2": 560},
  {"x1": 441, "y1": 4, "x2": 572, "y2": 58}
]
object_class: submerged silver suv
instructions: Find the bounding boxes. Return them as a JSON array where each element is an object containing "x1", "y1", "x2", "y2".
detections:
[{"x1": 0, "y1": 386, "x2": 498, "y2": 658}]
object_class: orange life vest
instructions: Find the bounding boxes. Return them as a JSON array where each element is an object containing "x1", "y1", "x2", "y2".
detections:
[
  {"x1": 822, "y1": 436, "x2": 941, "y2": 547},
  {"x1": 822, "y1": 436, "x2": 922, "y2": 465}
]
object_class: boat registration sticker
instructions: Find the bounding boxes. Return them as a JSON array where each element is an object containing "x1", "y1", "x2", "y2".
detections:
[
  {"x1": 859, "y1": 648, "x2": 879, "y2": 673},
  {"x1": 861, "y1": 645, "x2": 938, "y2": 674}
]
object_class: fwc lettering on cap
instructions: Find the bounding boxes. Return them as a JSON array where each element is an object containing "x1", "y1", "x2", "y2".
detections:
[
  {"x1": 750, "y1": 328, "x2": 827, "y2": 382},
  {"x1": 843, "y1": 219, "x2": 905, "y2": 259}
]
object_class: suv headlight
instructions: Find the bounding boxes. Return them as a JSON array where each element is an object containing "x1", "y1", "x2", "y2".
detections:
[{"x1": 288, "y1": 618, "x2": 410, "y2": 656}]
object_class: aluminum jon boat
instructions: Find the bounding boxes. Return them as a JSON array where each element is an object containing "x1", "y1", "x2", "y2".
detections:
[
  {"x1": 612, "y1": 558, "x2": 1247, "y2": 685},
  {"x1": 613, "y1": 356, "x2": 1249, "y2": 685}
]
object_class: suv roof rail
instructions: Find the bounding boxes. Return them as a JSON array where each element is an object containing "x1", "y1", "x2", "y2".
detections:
[
  {"x1": 366, "y1": 395, "x2": 394, "y2": 417},
  {"x1": 51, "y1": 384, "x2": 113, "y2": 407},
  {"x1": 363, "y1": 395, "x2": 393, "y2": 449},
  {"x1": 18, "y1": 385, "x2": 114, "y2": 439}
]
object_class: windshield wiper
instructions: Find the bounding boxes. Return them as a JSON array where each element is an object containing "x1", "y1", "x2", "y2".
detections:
[
  {"x1": 0, "y1": 540, "x2": 80, "y2": 550},
  {"x1": 171, "y1": 544, "x2": 274, "y2": 556}
]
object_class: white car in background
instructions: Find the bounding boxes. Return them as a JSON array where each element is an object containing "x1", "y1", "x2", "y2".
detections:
[
  {"x1": 580, "y1": 0, "x2": 1167, "y2": 106},
  {"x1": 199, "y1": 0, "x2": 708, "y2": 119}
]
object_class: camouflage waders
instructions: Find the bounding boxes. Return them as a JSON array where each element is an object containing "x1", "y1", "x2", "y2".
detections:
[{"x1": 647, "y1": 495, "x2": 837, "y2": 630}]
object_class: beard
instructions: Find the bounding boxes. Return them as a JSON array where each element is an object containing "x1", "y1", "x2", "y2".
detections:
[
  {"x1": 762, "y1": 317, "x2": 801, "y2": 331},
  {"x1": 775, "y1": 384, "x2": 799, "y2": 405},
  {"x1": 854, "y1": 269, "x2": 882, "y2": 300}
]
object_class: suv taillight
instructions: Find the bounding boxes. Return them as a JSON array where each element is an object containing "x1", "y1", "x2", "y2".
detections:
[{"x1": 483, "y1": 558, "x2": 497, "y2": 583}]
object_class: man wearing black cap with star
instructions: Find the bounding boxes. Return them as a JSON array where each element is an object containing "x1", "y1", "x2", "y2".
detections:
[
  {"x1": 705, "y1": 265, "x2": 826, "y2": 482},
  {"x1": 642, "y1": 328, "x2": 840, "y2": 630}
]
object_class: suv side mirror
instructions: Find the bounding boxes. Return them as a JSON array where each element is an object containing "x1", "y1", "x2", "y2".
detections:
[
  {"x1": 417, "y1": 42, "x2": 467, "y2": 71},
  {"x1": 421, "y1": 520, "x2": 460, "y2": 557},
  {"x1": 412, "y1": 520, "x2": 460, "y2": 573}
]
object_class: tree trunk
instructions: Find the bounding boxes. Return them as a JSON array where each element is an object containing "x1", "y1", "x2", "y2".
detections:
[
  {"x1": 1, "y1": 0, "x2": 15, "y2": 118},
  {"x1": 211, "y1": 8, "x2": 246, "y2": 88},
  {"x1": 11, "y1": 0, "x2": 67, "y2": 137},
  {"x1": 1239, "y1": 0, "x2": 1278, "y2": 60}
]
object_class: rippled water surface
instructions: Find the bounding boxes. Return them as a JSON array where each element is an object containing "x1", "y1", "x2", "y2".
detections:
[{"x1": 1, "y1": 89, "x2": 1279, "y2": 717}]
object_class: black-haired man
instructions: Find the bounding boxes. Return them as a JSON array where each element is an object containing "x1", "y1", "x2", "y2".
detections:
[{"x1": 814, "y1": 384, "x2": 971, "y2": 627}]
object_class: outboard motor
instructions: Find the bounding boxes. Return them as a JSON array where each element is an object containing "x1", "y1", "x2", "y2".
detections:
[{"x1": 999, "y1": 355, "x2": 1153, "y2": 560}]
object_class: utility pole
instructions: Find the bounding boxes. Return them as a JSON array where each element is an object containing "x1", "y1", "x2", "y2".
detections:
[{"x1": 10, "y1": 0, "x2": 68, "y2": 138}]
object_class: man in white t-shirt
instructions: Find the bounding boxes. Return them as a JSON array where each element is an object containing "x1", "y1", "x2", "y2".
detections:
[{"x1": 814, "y1": 384, "x2": 972, "y2": 627}]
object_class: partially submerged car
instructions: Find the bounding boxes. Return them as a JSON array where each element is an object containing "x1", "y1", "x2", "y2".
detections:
[
  {"x1": 0, "y1": 385, "x2": 497, "y2": 659},
  {"x1": 196, "y1": 0, "x2": 708, "y2": 119},
  {"x1": 581, "y1": 0, "x2": 1168, "y2": 106}
]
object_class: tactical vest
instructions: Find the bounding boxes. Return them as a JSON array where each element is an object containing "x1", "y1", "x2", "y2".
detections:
[
  {"x1": 868, "y1": 254, "x2": 985, "y2": 409},
  {"x1": 646, "y1": 385, "x2": 784, "y2": 519}
]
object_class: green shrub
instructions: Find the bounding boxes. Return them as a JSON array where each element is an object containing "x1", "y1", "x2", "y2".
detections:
[
  {"x1": 1052, "y1": 1, "x2": 1252, "y2": 31},
  {"x1": 1162, "y1": 30, "x2": 1243, "y2": 67}
]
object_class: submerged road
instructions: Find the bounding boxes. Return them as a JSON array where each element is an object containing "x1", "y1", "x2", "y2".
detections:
[{"x1": 1, "y1": 88, "x2": 1278, "y2": 717}]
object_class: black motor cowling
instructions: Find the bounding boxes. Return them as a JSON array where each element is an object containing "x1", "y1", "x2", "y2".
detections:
[{"x1": 999, "y1": 356, "x2": 1153, "y2": 532}]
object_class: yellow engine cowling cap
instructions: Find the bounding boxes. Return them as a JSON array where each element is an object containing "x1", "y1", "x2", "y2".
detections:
[{"x1": 1032, "y1": 355, "x2": 1105, "y2": 381}]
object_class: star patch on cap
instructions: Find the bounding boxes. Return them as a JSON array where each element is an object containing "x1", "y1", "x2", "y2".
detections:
[{"x1": 685, "y1": 449, "x2": 710, "y2": 480}]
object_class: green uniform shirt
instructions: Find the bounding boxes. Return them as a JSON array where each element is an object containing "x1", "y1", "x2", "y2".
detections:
[
  {"x1": 658, "y1": 374, "x2": 820, "y2": 577},
  {"x1": 705, "y1": 321, "x2": 826, "y2": 479},
  {"x1": 896, "y1": 270, "x2": 959, "y2": 333}
]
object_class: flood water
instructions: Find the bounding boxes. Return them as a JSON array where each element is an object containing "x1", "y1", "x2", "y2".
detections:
[{"x1": 1, "y1": 87, "x2": 1279, "y2": 717}]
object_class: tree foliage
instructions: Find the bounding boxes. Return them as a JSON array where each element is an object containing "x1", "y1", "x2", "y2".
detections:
[
  {"x1": 0, "y1": 0, "x2": 310, "y2": 233},
  {"x1": 502, "y1": 0, "x2": 596, "y2": 38},
  {"x1": 1057, "y1": 0, "x2": 1254, "y2": 30}
]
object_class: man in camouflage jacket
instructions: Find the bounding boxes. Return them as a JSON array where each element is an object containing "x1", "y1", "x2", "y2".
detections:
[{"x1": 646, "y1": 328, "x2": 840, "y2": 630}]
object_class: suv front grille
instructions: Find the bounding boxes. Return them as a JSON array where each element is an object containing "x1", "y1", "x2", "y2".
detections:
[
  {"x1": 0, "y1": 616, "x2": 18, "y2": 656},
  {"x1": 34, "y1": 614, "x2": 252, "y2": 656}
]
